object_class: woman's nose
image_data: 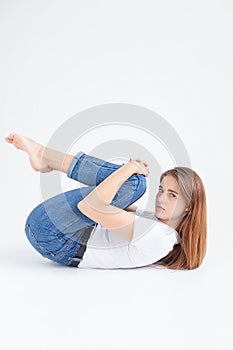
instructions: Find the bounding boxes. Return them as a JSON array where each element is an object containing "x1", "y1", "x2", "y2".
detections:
[{"x1": 159, "y1": 192, "x2": 166, "y2": 202}]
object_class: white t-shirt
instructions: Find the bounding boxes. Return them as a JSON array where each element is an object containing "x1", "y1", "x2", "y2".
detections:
[{"x1": 78, "y1": 207, "x2": 180, "y2": 269}]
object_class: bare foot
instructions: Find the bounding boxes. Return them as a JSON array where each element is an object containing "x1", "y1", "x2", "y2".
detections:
[{"x1": 4, "y1": 133, "x2": 53, "y2": 173}]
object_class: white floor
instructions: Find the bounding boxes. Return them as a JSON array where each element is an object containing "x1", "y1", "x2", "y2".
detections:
[
  {"x1": 0, "y1": 232, "x2": 232, "y2": 350},
  {"x1": 1, "y1": 1, "x2": 233, "y2": 349}
]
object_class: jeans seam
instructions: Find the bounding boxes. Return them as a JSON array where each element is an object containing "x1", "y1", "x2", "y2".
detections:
[
  {"x1": 67, "y1": 151, "x2": 85, "y2": 178},
  {"x1": 26, "y1": 224, "x2": 55, "y2": 257},
  {"x1": 26, "y1": 223, "x2": 77, "y2": 260},
  {"x1": 55, "y1": 240, "x2": 77, "y2": 260}
]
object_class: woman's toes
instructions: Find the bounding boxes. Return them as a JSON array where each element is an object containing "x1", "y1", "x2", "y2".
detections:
[
  {"x1": 5, "y1": 136, "x2": 12, "y2": 143},
  {"x1": 5, "y1": 133, "x2": 16, "y2": 142}
]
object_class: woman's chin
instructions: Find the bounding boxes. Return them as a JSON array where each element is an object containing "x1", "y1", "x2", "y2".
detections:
[
  {"x1": 155, "y1": 211, "x2": 169, "y2": 224},
  {"x1": 155, "y1": 209, "x2": 165, "y2": 216},
  {"x1": 155, "y1": 213, "x2": 166, "y2": 221}
]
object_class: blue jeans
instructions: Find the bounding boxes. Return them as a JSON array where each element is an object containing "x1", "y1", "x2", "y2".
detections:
[{"x1": 24, "y1": 151, "x2": 147, "y2": 267}]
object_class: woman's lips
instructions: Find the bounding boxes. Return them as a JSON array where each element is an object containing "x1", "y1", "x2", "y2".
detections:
[{"x1": 156, "y1": 205, "x2": 165, "y2": 210}]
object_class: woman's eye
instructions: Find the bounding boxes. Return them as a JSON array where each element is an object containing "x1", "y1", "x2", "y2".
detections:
[{"x1": 158, "y1": 189, "x2": 176, "y2": 198}]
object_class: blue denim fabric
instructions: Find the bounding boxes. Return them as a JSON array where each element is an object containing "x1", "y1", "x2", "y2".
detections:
[{"x1": 24, "y1": 151, "x2": 147, "y2": 267}]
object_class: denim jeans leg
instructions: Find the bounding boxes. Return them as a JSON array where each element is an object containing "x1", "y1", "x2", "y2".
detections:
[
  {"x1": 24, "y1": 176, "x2": 147, "y2": 266},
  {"x1": 67, "y1": 151, "x2": 138, "y2": 186},
  {"x1": 24, "y1": 187, "x2": 98, "y2": 265},
  {"x1": 24, "y1": 169, "x2": 147, "y2": 266},
  {"x1": 33, "y1": 171, "x2": 146, "y2": 237}
]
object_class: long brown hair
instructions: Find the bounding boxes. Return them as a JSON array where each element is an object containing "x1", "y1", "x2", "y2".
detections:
[{"x1": 153, "y1": 167, "x2": 207, "y2": 270}]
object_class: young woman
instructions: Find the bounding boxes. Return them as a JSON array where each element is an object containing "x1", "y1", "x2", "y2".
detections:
[{"x1": 5, "y1": 132, "x2": 207, "y2": 270}]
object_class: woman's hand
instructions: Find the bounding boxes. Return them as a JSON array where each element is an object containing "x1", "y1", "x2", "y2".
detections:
[{"x1": 122, "y1": 158, "x2": 150, "y2": 177}]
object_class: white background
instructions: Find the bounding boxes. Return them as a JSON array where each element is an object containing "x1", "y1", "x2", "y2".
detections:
[{"x1": 1, "y1": 1, "x2": 233, "y2": 349}]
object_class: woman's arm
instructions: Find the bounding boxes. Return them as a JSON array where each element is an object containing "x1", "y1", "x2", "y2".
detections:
[
  {"x1": 77, "y1": 160, "x2": 148, "y2": 242},
  {"x1": 79, "y1": 162, "x2": 137, "y2": 206}
]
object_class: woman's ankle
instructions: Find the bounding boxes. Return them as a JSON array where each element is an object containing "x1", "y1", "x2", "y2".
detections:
[{"x1": 43, "y1": 148, "x2": 74, "y2": 173}]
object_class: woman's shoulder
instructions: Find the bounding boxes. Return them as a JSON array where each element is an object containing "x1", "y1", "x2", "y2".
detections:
[
  {"x1": 132, "y1": 207, "x2": 180, "y2": 243},
  {"x1": 133, "y1": 207, "x2": 158, "y2": 220},
  {"x1": 133, "y1": 207, "x2": 179, "y2": 236},
  {"x1": 127, "y1": 214, "x2": 179, "y2": 266}
]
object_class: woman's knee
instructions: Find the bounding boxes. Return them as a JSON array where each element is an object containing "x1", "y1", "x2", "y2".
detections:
[{"x1": 111, "y1": 174, "x2": 147, "y2": 208}]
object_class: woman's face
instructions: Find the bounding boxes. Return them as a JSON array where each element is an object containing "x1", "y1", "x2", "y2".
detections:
[{"x1": 155, "y1": 174, "x2": 188, "y2": 229}]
